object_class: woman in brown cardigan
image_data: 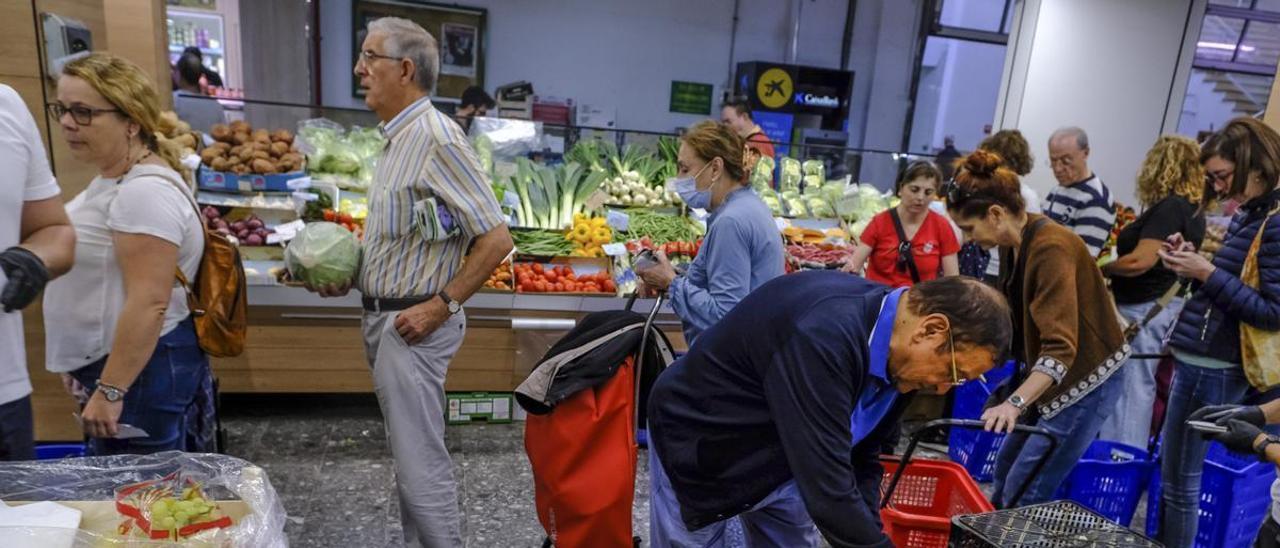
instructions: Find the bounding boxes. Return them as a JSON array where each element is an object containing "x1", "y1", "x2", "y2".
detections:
[{"x1": 944, "y1": 150, "x2": 1130, "y2": 507}]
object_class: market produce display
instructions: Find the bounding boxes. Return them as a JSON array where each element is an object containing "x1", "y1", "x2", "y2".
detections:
[
  {"x1": 512, "y1": 229, "x2": 575, "y2": 257},
  {"x1": 508, "y1": 158, "x2": 607, "y2": 229},
  {"x1": 593, "y1": 142, "x2": 682, "y2": 208},
  {"x1": 568, "y1": 214, "x2": 612, "y2": 257},
  {"x1": 1098, "y1": 202, "x2": 1137, "y2": 263},
  {"x1": 201, "y1": 120, "x2": 303, "y2": 175},
  {"x1": 786, "y1": 243, "x2": 854, "y2": 270},
  {"x1": 617, "y1": 209, "x2": 704, "y2": 244},
  {"x1": 514, "y1": 262, "x2": 615, "y2": 294},
  {"x1": 201, "y1": 205, "x2": 274, "y2": 246},
  {"x1": 483, "y1": 262, "x2": 513, "y2": 291},
  {"x1": 284, "y1": 222, "x2": 360, "y2": 287},
  {"x1": 296, "y1": 119, "x2": 385, "y2": 190},
  {"x1": 159, "y1": 111, "x2": 199, "y2": 155},
  {"x1": 624, "y1": 236, "x2": 702, "y2": 259}
]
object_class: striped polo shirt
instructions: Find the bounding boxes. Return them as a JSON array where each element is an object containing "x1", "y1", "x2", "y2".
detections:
[
  {"x1": 359, "y1": 96, "x2": 505, "y2": 298},
  {"x1": 1041, "y1": 174, "x2": 1115, "y2": 257}
]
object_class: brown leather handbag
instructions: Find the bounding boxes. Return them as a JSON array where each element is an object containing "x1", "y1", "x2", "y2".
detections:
[{"x1": 156, "y1": 171, "x2": 248, "y2": 357}]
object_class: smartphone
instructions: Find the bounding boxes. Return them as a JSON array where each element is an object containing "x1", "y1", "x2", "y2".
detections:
[
  {"x1": 1187, "y1": 419, "x2": 1229, "y2": 434},
  {"x1": 633, "y1": 249, "x2": 658, "y2": 272}
]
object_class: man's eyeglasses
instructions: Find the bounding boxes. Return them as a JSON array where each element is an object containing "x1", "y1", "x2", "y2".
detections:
[
  {"x1": 948, "y1": 330, "x2": 966, "y2": 387},
  {"x1": 47, "y1": 103, "x2": 120, "y2": 127},
  {"x1": 359, "y1": 49, "x2": 403, "y2": 64}
]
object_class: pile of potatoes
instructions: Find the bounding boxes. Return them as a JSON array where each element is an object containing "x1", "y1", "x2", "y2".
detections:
[{"x1": 200, "y1": 120, "x2": 304, "y2": 175}]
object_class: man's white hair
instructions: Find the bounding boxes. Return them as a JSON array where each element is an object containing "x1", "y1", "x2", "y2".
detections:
[
  {"x1": 367, "y1": 17, "x2": 439, "y2": 93},
  {"x1": 1049, "y1": 126, "x2": 1089, "y2": 151}
]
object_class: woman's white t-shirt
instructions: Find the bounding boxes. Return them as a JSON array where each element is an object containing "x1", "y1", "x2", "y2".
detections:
[{"x1": 43, "y1": 164, "x2": 203, "y2": 373}]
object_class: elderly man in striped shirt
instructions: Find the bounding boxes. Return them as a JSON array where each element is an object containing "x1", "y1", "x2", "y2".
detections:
[
  {"x1": 308, "y1": 17, "x2": 513, "y2": 547},
  {"x1": 1042, "y1": 127, "x2": 1116, "y2": 257}
]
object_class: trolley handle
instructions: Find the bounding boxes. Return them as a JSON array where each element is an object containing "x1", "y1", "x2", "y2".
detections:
[{"x1": 880, "y1": 418, "x2": 1058, "y2": 510}]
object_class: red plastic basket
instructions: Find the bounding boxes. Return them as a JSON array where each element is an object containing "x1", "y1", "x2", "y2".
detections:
[{"x1": 879, "y1": 456, "x2": 994, "y2": 548}]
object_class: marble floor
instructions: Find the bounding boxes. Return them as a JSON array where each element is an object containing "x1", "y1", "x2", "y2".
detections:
[{"x1": 220, "y1": 395, "x2": 1150, "y2": 547}]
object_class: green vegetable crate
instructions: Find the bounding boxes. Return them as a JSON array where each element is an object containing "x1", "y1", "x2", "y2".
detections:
[{"x1": 446, "y1": 393, "x2": 514, "y2": 425}]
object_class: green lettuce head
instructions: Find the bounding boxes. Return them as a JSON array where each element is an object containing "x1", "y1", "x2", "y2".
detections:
[{"x1": 285, "y1": 222, "x2": 361, "y2": 287}]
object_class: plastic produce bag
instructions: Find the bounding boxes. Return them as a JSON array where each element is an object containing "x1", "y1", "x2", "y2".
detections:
[
  {"x1": 469, "y1": 117, "x2": 542, "y2": 161},
  {"x1": 780, "y1": 157, "x2": 802, "y2": 192},
  {"x1": 750, "y1": 156, "x2": 775, "y2": 192},
  {"x1": 284, "y1": 222, "x2": 361, "y2": 287},
  {"x1": 0, "y1": 452, "x2": 286, "y2": 547}
]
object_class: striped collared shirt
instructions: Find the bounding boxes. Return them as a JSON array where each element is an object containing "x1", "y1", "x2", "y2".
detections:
[
  {"x1": 359, "y1": 96, "x2": 505, "y2": 298},
  {"x1": 1042, "y1": 174, "x2": 1115, "y2": 257}
]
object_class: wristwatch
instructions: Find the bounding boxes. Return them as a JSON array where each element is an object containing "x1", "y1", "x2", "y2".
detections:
[
  {"x1": 1255, "y1": 434, "x2": 1280, "y2": 457},
  {"x1": 437, "y1": 290, "x2": 462, "y2": 315},
  {"x1": 1007, "y1": 394, "x2": 1028, "y2": 413},
  {"x1": 97, "y1": 382, "x2": 127, "y2": 403}
]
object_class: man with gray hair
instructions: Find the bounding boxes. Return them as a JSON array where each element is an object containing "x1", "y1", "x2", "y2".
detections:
[
  {"x1": 1042, "y1": 127, "x2": 1115, "y2": 257},
  {"x1": 307, "y1": 16, "x2": 513, "y2": 547}
]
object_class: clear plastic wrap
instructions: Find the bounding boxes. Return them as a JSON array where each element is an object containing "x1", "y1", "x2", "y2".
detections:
[
  {"x1": 0, "y1": 451, "x2": 286, "y2": 547},
  {"x1": 284, "y1": 221, "x2": 361, "y2": 287},
  {"x1": 469, "y1": 116, "x2": 542, "y2": 162}
]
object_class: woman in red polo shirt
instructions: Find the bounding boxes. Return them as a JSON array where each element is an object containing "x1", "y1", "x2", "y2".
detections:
[{"x1": 843, "y1": 160, "x2": 960, "y2": 287}]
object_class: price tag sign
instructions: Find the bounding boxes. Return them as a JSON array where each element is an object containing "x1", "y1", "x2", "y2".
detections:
[
  {"x1": 606, "y1": 209, "x2": 630, "y2": 232},
  {"x1": 502, "y1": 190, "x2": 521, "y2": 209},
  {"x1": 286, "y1": 176, "x2": 313, "y2": 190},
  {"x1": 584, "y1": 189, "x2": 611, "y2": 211},
  {"x1": 602, "y1": 243, "x2": 628, "y2": 257},
  {"x1": 271, "y1": 219, "x2": 307, "y2": 242}
]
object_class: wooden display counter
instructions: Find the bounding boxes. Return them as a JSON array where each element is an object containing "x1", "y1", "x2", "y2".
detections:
[{"x1": 26, "y1": 286, "x2": 687, "y2": 441}]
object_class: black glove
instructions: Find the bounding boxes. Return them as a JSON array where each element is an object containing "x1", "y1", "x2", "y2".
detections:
[
  {"x1": 1190, "y1": 404, "x2": 1266, "y2": 427},
  {"x1": 0, "y1": 246, "x2": 50, "y2": 313},
  {"x1": 1207, "y1": 419, "x2": 1266, "y2": 455}
]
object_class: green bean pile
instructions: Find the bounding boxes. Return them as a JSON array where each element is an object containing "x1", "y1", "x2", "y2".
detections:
[
  {"x1": 512, "y1": 229, "x2": 575, "y2": 256},
  {"x1": 620, "y1": 209, "x2": 703, "y2": 244}
]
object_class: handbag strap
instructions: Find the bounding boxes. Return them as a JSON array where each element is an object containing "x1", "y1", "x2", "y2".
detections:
[{"x1": 889, "y1": 208, "x2": 922, "y2": 284}]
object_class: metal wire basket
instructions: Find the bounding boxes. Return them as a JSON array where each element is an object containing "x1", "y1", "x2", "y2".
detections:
[{"x1": 950, "y1": 500, "x2": 1161, "y2": 547}]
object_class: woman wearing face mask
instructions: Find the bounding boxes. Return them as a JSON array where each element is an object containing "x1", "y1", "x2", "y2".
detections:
[
  {"x1": 41, "y1": 53, "x2": 208, "y2": 455},
  {"x1": 843, "y1": 161, "x2": 960, "y2": 287},
  {"x1": 944, "y1": 150, "x2": 1129, "y2": 508},
  {"x1": 635, "y1": 120, "x2": 784, "y2": 343}
]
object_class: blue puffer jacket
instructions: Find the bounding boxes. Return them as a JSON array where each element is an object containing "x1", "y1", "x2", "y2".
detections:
[{"x1": 1169, "y1": 190, "x2": 1280, "y2": 364}]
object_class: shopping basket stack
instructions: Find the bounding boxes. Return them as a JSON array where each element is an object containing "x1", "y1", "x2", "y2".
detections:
[
  {"x1": 1053, "y1": 439, "x2": 1154, "y2": 526},
  {"x1": 1145, "y1": 440, "x2": 1277, "y2": 547},
  {"x1": 948, "y1": 361, "x2": 1015, "y2": 482},
  {"x1": 950, "y1": 500, "x2": 1161, "y2": 547}
]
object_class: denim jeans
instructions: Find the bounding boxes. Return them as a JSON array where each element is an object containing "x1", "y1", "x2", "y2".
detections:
[
  {"x1": 1157, "y1": 360, "x2": 1252, "y2": 548},
  {"x1": 1098, "y1": 298, "x2": 1184, "y2": 449},
  {"x1": 991, "y1": 366, "x2": 1124, "y2": 508},
  {"x1": 70, "y1": 318, "x2": 209, "y2": 456},
  {"x1": 648, "y1": 445, "x2": 818, "y2": 547},
  {"x1": 0, "y1": 395, "x2": 34, "y2": 461}
]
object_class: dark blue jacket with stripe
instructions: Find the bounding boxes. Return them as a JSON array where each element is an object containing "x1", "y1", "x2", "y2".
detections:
[{"x1": 1169, "y1": 190, "x2": 1280, "y2": 364}]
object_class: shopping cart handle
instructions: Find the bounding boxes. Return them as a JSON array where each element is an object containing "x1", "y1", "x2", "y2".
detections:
[{"x1": 880, "y1": 418, "x2": 1058, "y2": 510}]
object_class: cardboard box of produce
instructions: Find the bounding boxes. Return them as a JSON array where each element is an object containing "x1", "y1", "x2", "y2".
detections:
[
  {"x1": 197, "y1": 166, "x2": 307, "y2": 194},
  {"x1": 447, "y1": 392, "x2": 513, "y2": 424}
]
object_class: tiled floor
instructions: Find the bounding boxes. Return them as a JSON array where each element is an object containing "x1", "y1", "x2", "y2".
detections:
[
  {"x1": 221, "y1": 395, "x2": 1152, "y2": 547},
  {"x1": 221, "y1": 394, "x2": 654, "y2": 547}
]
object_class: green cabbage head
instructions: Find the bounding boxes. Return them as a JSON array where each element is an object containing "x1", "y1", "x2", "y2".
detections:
[{"x1": 285, "y1": 222, "x2": 361, "y2": 287}]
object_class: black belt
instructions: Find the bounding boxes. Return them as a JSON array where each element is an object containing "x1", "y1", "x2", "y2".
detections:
[{"x1": 362, "y1": 295, "x2": 433, "y2": 313}]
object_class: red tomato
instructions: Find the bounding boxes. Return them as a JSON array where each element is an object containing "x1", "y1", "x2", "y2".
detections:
[
  {"x1": 603, "y1": 279, "x2": 616, "y2": 292},
  {"x1": 564, "y1": 281, "x2": 578, "y2": 292},
  {"x1": 565, "y1": 273, "x2": 577, "y2": 282},
  {"x1": 554, "y1": 282, "x2": 565, "y2": 292},
  {"x1": 535, "y1": 280, "x2": 548, "y2": 292},
  {"x1": 532, "y1": 263, "x2": 544, "y2": 274},
  {"x1": 544, "y1": 271, "x2": 558, "y2": 283}
]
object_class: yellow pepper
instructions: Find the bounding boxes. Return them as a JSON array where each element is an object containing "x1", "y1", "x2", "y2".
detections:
[
  {"x1": 572, "y1": 224, "x2": 592, "y2": 243},
  {"x1": 574, "y1": 213, "x2": 587, "y2": 224},
  {"x1": 591, "y1": 227, "x2": 612, "y2": 245},
  {"x1": 590, "y1": 217, "x2": 607, "y2": 228}
]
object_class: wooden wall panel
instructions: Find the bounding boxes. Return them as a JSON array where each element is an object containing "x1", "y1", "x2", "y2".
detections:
[
  {"x1": 0, "y1": 2, "x2": 40, "y2": 78},
  {"x1": 104, "y1": 0, "x2": 172, "y2": 106}
]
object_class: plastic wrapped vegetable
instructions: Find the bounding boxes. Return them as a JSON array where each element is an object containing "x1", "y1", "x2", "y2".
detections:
[
  {"x1": 807, "y1": 197, "x2": 835, "y2": 218},
  {"x1": 750, "y1": 156, "x2": 776, "y2": 191},
  {"x1": 785, "y1": 197, "x2": 808, "y2": 217},
  {"x1": 780, "y1": 157, "x2": 802, "y2": 192},
  {"x1": 285, "y1": 222, "x2": 361, "y2": 287},
  {"x1": 802, "y1": 159, "x2": 825, "y2": 181}
]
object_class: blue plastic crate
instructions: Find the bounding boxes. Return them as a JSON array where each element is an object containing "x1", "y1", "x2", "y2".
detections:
[
  {"x1": 1145, "y1": 441, "x2": 1276, "y2": 547},
  {"x1": 1055, "y1": 440, "x2": 1153, "y2": 526},
  {"x1": 947, "y1": 361, "x2": 1015, "y2": 482},
  {"x1": 35, "y1": 443, "x2": 85, "y2": 460}
]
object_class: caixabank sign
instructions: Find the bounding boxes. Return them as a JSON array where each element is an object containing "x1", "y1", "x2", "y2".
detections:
[{"x1": 734, "y1": 62, "x2": 852, "y2": 125}]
